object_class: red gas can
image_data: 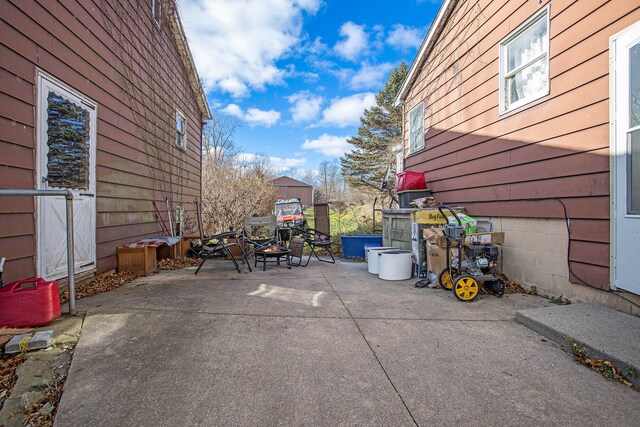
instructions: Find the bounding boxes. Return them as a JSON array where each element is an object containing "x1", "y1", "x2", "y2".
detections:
[{"x1": 0, "y1": 278, "x2": 61, "y2": 328}]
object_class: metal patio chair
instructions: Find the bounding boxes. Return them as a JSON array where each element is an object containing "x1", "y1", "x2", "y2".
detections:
[
  {"x1": 241, "y1": 216, "x2": 280, "y2": 272},
  {"x1": 193, "y1": 200, "x2": 242, "y2": 275},
  {"x1": 289, "y1": 227, "x2": 335, "y2": 267}
]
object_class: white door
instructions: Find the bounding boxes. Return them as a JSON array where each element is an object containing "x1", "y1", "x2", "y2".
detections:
[
  {"x1": 37, "y1": 72, "x2": 97, "y2": 280},
  {"x1": 612, "y1": 21, "x2": 640, "y2": 295}
]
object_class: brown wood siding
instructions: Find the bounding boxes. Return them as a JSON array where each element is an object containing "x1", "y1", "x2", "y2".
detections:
[
  {"x1": 402, "y1": 0, "x2": 640, "y2": 289},
  {"x1": 274, "y1": 186, "x2": 314, "y2": 207},
  {"x1": 271, "y1": 176, "x2": 312, "y2": 187},
  {"x1": 0, "y1": 0, "x2": 206, "y2": 283}
]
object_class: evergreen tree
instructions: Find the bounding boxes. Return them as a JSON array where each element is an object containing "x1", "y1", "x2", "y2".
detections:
[{"x1": 340, "y1": 61, "x2": 408, "y2": 194}]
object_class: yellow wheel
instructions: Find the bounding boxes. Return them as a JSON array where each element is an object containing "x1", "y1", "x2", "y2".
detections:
[
  {"x1": 453, "y1": 275, "x2": 479, "y2": 301},
  {"x1": 438, "y1": 267, "x2": 458, "y2": 291}
]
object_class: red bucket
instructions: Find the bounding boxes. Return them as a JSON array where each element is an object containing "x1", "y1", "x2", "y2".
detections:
[
  {"x1": 0, "y1": 278, "x2": 61, "y2": 328},
  {"x1": 397, "y1": 171, "x2": 427, "y2": 191}
]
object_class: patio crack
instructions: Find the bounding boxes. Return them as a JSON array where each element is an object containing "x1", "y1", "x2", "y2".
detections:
[{"x1": 322, "y1": 273, "x2": 420, "y2": 427}]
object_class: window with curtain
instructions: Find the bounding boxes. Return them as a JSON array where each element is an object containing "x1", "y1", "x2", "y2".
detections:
[
  {"x1": 499, "y1": 7, "x2": 550, "y2": 113},
  {"x1": 409, "y1": 103, "x2": 424, "y2": 153}
]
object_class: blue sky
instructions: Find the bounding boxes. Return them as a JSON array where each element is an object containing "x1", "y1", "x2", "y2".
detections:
[{"x1": 179, "y1": 0, "x2": 442, "y2": 174}]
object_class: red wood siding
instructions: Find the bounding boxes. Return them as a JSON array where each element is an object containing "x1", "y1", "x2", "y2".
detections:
[
  {"x1": 402, "y1": 0, "x2": 640, "y2": 289},
  {"x1": 0, "y1": 0, "x2": 206, "y2": 282}
]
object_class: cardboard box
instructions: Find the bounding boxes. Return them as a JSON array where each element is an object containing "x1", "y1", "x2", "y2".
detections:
[
  {"x1": 426, "y1": 242, "x2": 447, "y2": 274},
  {"x1": 425, "y1": 242, "x2": 465, "y2": 274},
  {"x1": 464, "y1": 232, "x2": 505, "y2": 246},
  {"x1": 423, "y1": 227, "x2": 448, "y2": 247},
  {"x1": 446, "y1": 213, "x2": 477, "y2": 234}
]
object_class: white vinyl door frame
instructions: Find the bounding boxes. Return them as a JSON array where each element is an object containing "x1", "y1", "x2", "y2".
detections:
[
  {"x1": 610, "y1": 21, "x2": 640, "y2": 294},
  {"x1": 36, "y1": 70, "x2": 97, "y2": 280}
]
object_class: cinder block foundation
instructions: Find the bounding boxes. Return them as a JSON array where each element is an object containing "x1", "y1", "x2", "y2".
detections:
[{"x1": 476, "y1": 217, "x2": 640, "y2": 316}]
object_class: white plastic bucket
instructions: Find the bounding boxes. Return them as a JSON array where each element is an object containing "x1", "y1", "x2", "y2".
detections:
[
  {"x1": 367, "y1": 247, "x2": 399, "y2": 274},
  {"x1": 378, "y1": 250, "x2": 413, "y2": 280},
  {"x1": 364, "y1": 244, "x2": 384, "y2": 261}
]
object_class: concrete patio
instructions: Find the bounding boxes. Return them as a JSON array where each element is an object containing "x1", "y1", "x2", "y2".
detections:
[{"x1": 54, "y1": 259, "x2": 640, "y2": 426}]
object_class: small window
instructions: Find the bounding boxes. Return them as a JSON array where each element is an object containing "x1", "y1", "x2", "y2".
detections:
[
  {"x1": 395, "y1": 146, "x2": 404, "y2": 173},
  {"x1": 408, "y1": 103, "x2": 424, "y2": 153},
  {"x1": 176, "y1": 110, "x2": 186, "y2": 149},
  {"x1": 152, "y1": 0, "x2": 161, "y2": 26},
  {"x1": 499, "y1": 6, "x2": 550, "y2": 114}
]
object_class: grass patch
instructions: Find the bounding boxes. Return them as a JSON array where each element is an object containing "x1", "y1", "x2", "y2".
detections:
[
  {"x1": 304, "y1": 204, "x2": 377, "y2": 256},
  {"x1": 543, "y1": 294, "x2": 572, "y2": 305}
]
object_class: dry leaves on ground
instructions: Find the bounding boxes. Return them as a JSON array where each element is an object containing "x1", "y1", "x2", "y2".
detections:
[
  {"x1": 158, "y1": 257, "x2": 201, "y2": 270},
  {"x1": 21, "y1": 367, "x2": 69, "y2": 427},
  {"x1": 475, "y1": 273, "x2": 526, "y2": 295},
  {"x1": 496, "y1": 273, "x2": 527, "y2": 294},
  {"x1": 0, "y1": 355, "x2": 25, "y2": 403},
  {"x1": 60, "y1": 271, "x2": 138, "y2": 303},
  {"x1": 570, "y1": 342, "x2": 634, "y2": 388}
]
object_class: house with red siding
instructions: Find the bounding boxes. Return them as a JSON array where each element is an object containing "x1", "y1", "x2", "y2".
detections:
[
  {"x1": 396, "y1": 0, "x2": 640, "y2": 314},
  {"x1": 0, "y1": 0, "x2": 211, "y2": 284}
]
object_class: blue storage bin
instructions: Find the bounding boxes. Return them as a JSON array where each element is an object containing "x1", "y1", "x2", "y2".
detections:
[{"x1": 340, "y1": 234, "x2": 383, "y2": 259}]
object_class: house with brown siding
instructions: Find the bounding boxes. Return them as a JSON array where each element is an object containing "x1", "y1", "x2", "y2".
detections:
[
  {"x1": 0, "y1": 0, "x2": 211, "y2": 284},
  {"x1": 396, "y1": 0, "x2": 640, "y2": 314},
  {"x1": 270, "y1": 176, "x2": 314, "y2": 206}
]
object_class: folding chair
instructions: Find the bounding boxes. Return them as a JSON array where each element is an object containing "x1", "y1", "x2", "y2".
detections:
[
  {"x1": 289, "y1": 227, "x2": 335, "y2": 266},
  {"x1": 193, "y1": 200, "x2": 242, "y2": 275},
  {"x1": 241, "y1": 216, "x2": 280, "y2": 272}
]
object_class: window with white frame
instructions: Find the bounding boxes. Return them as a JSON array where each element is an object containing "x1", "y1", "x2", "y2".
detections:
[
  {"x1": 176, "y1": 110, "x2": 186, "y2": 149},
  {"x1": 499, "y1": 6, "x2": 550, "y2": 114},
  {"x1": 151, "y1": 0, "x2": 161, "y2": 26},
  {"x1": 408, "y1": 103, "x2": 424, "y2": 153},
  {"x1": 393, "y1": 145, "x2": 404, "y2": 173}
]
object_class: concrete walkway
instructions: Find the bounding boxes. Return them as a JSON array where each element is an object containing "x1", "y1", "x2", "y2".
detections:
[
  {"x1": 55, "y1": 260, "x2": 640, "y2": 426},
  {"x1": 517, "y1": 303, "x2": 640, "y2": 388}
]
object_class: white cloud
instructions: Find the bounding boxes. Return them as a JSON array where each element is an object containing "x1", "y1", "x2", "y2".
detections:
[
  {"x1": 334, "y1": 22, "x2": 368, "y2": 61},
  {"x1": 180, "y1": 0, "x2": 321, "y2": 98},
  {"x1": 387, "y1": 24, "x2": 425, "y2": 51},
  {"x1": 303, "y1": 36, "x2": 329, "y2": 55},
  {"x1": 348, "y1": 62, "x2": 394, "y2": 90},
  {"x1": 302, "y1": 134, "x2": 352, "y2": 157},
  {"x1": 238, "y1": 152, "x2": 307, "y2": 169},
  {"x1": 282, "y1": 64, "x2": 320, "y2": 83},
  {"x1": 288, "y1": 91, "x2": 323, "y2": 122},
  {"x1": 221, "y1": 104, "x2": 281, "y2": 127},
  {"x1": 319, "y1": 92, "x2": 376, "y2": 128}
]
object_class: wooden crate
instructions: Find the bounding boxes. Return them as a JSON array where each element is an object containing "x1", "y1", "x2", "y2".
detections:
[
  {"x1": 156, "y1": 244, "x2": 179, "y2": 260},
  {"x1": 227, "y1": 243, "x2": 249, "y2": 260},
  {"x1": 180, "y1": 236, "x2": 199, "y2": 258},
  {"x1": 117, "y1": 246, "x2": 157, "y2": 276}
]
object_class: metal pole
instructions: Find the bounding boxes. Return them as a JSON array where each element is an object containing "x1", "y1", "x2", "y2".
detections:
[
  {"x1": 0, "y1": 189, "x2": 79, "y2": 315},
  {"x1": 65, "y1": 194, "x2": 76, "y2": 315}
]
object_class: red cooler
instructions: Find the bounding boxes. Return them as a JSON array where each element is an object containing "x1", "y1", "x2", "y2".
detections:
[
  {"x1": 397, "y1": 171, "x2": 427, "y2": 191},
  {"x1": 0, "y1": 278, "x2": 61, "y2": 328}
]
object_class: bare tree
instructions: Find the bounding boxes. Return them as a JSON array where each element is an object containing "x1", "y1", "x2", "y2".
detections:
[
  {"x1": 317, "y1": 160, "x2": 344, "y2": 202},
  {"x1": 203, "y1": 115, "x2": 240, "y2": 164},
  {"x1": 239, "y1": 153, "x2": 276, "y2": 181},
  {"x1": 201, "y1": 160, "x2": 276, "y2": 233},
  {"x1": 301, "y1": 169, "x2": 317, "y2": 187}
]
